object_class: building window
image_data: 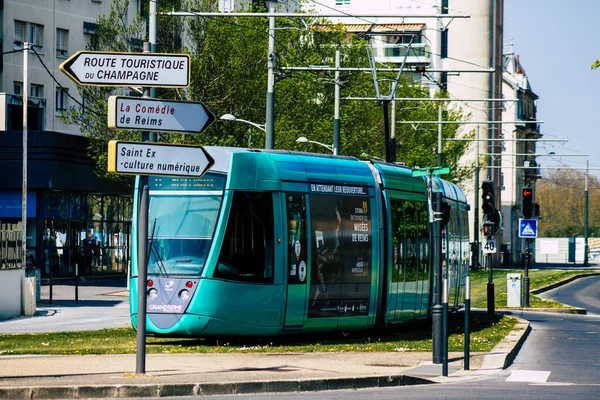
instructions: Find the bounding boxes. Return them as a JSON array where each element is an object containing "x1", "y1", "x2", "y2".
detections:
[
  {"x1": 14, "y1": 81, "x2": 23, "y2": 96},
  {"x1": 336, "y1": 0, "x2": 351, "y2": 5},
  {"x1": 14, "y1": 20, "x2": 44, "y2": 51},
  {"x1": 30, "y1": 84, "x2": 44, "y2": 98},
  {"x1": 30, "y1": 23, "x2": 44, "y2": 50},
  {"x1": 56, "y1": 28, "x2": 68, "y2": 58},
  {"x1": 14, "y1": 21, "x2": 26, "y2": 46},
  {"x1": 56, "y1": 87, "x2": 68, "y2": 114}
]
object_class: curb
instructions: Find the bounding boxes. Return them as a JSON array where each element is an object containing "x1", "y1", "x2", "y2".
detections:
[
  {"x1": 477, "y1": 315, "x2": 530, "y2": 371},
  {"x1": 531, "y1": 272, "x2": 600, "y2": 295},
  {"x1": 498, "y1": 307, "x2": 586, "y2": 314},
  {"x1": 0, "y1": 375, "x2": 434, "y2": 399}
]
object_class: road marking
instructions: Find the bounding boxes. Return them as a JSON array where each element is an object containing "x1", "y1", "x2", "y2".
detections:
[{"x1": 506, "y1": 370, "x2": 551, "y2": 383}]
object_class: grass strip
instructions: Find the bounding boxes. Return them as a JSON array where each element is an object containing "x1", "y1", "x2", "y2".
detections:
[
  {"x1": 0, "y1": 312, "x2": 515, "y2": 356},
  {"x1": 469, "y1": 269, "x2": 595, "y2": 309}
]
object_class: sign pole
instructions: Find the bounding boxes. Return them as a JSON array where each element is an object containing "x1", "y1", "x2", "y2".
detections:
[
  {"x1": 523, "y1": 238, "x2": 530, "y2": 307},
  {"x1": 135, "y1": 39, "x2": 153, "y2": 376},
  {"x1": 486, "y1": 249, "x2": 494, "y2": 315}
]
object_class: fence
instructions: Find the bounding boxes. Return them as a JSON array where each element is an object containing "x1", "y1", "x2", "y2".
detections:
[{"x1": 0, "y1": 229, "x2": 22, "y2": 269}]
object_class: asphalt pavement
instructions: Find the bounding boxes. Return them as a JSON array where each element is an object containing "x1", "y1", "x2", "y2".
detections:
[{"x1": 0, "y1": 271, "x2": 588, "y2": 399}]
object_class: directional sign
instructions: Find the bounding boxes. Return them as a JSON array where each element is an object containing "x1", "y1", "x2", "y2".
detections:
[
  {"x1": 60, "y1": 51, "x2": 190, "y2": 87},
  {"x1": 107, "y1": 96, "x2": 214, "y2": 133},
  {"x1": 107, "y1": 141, "x2": 214, "y2": 177},
  {"x1": 518, "y1": 218, "x2": 538, "y2": 238}
]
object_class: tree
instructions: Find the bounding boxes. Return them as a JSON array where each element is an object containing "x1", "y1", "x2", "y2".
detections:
[
  {"x1": 63, "y1": 0, "x2": 472, "y2": 185},
  {"x1": 536, "y1": 169, "x2": 600, "y2": 237}
]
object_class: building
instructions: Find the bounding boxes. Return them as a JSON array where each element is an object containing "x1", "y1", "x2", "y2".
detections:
[
  {"x1": 0, "y1": 0, "x2": 139, "y2": 282},
  {"x1": 501, "y1": 47, "x2": 541, "y2": 264}
]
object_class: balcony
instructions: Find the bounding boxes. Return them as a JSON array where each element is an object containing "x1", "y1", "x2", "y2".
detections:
[{"x1": 375, "y1": 44, "x2": 431, "y2": 65}]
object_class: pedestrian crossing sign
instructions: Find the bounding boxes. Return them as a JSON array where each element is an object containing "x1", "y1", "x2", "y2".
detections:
[{"x1": 519, "y1": 218, "x2": 538, "y2": 238}]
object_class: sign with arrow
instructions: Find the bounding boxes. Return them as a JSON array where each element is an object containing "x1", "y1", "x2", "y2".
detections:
[
  {"x1": 519, "y1": 218, "x2": 538, "y2": 238},
  {"x1": 107, "y1": 96, "x2": 214, "y2": 133},
  {"x1": 60, "y1": 51, "x2": 190, "y2": 87},
  {"x1": 107, "y1": 141, "x2": 214, "y2": 177}
]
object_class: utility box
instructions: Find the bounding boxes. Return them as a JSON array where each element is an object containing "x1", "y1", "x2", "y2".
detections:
[{"x1": 507, "y1": 273, "x2": 522, "y2": 307}]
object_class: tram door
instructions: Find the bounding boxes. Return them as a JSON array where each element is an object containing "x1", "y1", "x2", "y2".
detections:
[{"x1": 284, "y1": 193, "x2": 309, "y2": 327}]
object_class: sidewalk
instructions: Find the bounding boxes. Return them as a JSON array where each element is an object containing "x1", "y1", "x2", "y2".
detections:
[{"x1": 0, "y1": 281, "x2": 530, "y2": 399}]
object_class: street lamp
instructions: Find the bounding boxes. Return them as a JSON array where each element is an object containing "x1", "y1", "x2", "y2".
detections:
[
  {"x1": 220, "y1": 114, "x2": 266, "y2": 132},
  {"x1": 296, "y1": 136, "x2": 336, "y2": 154},
  {"x1": 220, "y1": 114, "x2": 265, "y2": 148}
]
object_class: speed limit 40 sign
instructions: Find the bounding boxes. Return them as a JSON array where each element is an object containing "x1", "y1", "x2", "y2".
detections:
[{"x1": 483, "y1": 239, "x2": 497, "y2": 254}]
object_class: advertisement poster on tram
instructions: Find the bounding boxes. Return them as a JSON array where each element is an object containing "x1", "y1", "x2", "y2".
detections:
[{"x1": 307, "y1": 186, "x2": 372, "y2": 318}]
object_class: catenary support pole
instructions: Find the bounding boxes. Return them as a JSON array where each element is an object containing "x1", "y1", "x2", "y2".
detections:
[
  {"x1": 265, "y1": 5, "x2": 275, "y2": 149},
  {"x1": 383, "y1": 100, "x2": 393, "y2": 162},
  {"x1": 437, "y1": 104, "x2": 442, "y2": 166},
  {"x1": 22, "y1": 42, "x2": 29, "y2": 271},
  {"x1": 584, "y1": 160, "x2": 589, "y2": 267},
  {"x1": 473, "y1": 127, "x2": 480, "y2": 270},
  {"x1": 333, "y1": 50, "x2": 340, "y2": 155},
  {"x1": 432, "y1": 191, "x2": 443, "y2": 363}
]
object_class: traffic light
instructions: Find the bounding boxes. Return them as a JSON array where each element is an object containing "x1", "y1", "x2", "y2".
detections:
[
  {"x1": 482, "y1": 221, "x2": 495, "y2": 237},
  {"x1": 522, "y1": 187, "x2": 533, "y2": 218},
  {"x1": 481, "y1": 180, "x2": 501, "y2": 235},
  {"x1": 524, "y1": 248, "x2": 531, "y2": 266},
  {"x1": 415, "y1": 65, "x2": 426, "y2": 74},
  {"x1": 481, "y1": 180, "x2": 495, "y2": 216}
]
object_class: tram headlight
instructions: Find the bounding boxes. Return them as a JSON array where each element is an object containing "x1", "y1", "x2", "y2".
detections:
[
  {"x1": 179, "y1": 289, "x2": 190, "y2": 301},
  {"x1": 147, "y1": 288, "x2": 158, "y2": 300}
]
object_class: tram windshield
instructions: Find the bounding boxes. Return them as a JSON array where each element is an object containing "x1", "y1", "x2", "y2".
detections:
[{"x1": 146, "y1": 175, "x2": 225, "y2": 276}]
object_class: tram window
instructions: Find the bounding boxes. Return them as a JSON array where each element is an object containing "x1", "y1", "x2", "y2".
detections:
[{"x1": 216, "y1": 191, "x2": 274, "y2": 283}]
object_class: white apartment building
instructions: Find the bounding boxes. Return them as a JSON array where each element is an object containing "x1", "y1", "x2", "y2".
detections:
[
  {"x1": 501, "y1": 48, "x2": 540, "y2": 264},
  {"x1": 1, "y1": 0, "x2": 140, "y2": 134}
]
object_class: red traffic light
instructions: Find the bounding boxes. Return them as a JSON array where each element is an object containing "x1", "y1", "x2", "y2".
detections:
[{"x1": 522, "y1": 188, "x2": 532, "y2": 197}]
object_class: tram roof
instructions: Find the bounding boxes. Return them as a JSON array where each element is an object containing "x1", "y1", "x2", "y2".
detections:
[
  {"x1": 430, "y1": 176, "x2": 468, "y2": 203},
  {"x1": 201, "y1": 147, "x2": 466, "y2": 204}
]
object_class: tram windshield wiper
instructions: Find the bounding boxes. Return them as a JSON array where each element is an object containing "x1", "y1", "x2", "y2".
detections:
[{"x1": 148, "y1": 218, "x2": 168, "y2": 278}]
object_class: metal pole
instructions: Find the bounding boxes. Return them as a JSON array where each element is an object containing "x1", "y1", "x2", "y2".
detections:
[
  {"x1": 432, "y1": 191, "x2": 443, "y2": 364},
  {"x1": 22, "y1": 42, "x2": 29, "y2": 270},
  {"x1": 473, "y1": 127, "x2": 480, "y2": 270},
  {"x1": 135, "y1": 183, "x2": 149, "y2": 375},
  {"x1": 442, "y1": 278, "x2": 448, "y2": 377},
  {"x1": 265, "y1": 5, "x2": 275, "y2": 149},
  {"x1": 391, "y1": 99, "x2": 396, "y2": 159},
  {"x1": 383, "y1": 100, "x2": 392, "y2": 162},
  {"x1": 437, "y1": 104, "x2": 442, "y2": 167},
  {"x1": 333, "y1": 50, "x2": 340, "y2": 156},
  {"x1": 523, "y1": 239, "x2": 529, "y2": 307},
  {"x1": 464, "y1": 275, "x2": 470, "y2": 370},
  {"x1": 487, "y1": 252, "x2": 494, "y2": 315},
  {"x1": 149, "y1": 0, "x2": 158, "y2": 142},
  {"x1": 584, "y1": 160, "x2": 589, "y2": 267}
]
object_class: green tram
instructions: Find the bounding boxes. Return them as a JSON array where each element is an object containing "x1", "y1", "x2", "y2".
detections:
[{"x1": 129, "y1": 147, "x2": 470, "y2": 336}]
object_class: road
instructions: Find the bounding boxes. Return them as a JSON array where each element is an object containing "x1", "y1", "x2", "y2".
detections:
[
  {"x1": 0, "y1": 279, "x2": 130, "y2": 334},
  {"x1": 179, "y1": 275, "x2": 600, "y2": 400}
]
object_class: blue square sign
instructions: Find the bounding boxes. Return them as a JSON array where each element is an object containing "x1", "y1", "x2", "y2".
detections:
[{"x1": 519, "y1": 218, "x2": 538, "y2": 238}]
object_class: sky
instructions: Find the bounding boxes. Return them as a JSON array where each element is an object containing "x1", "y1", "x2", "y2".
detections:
[{"x1": 503, "y1": 0, "x2": 600, "y2": 178}]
